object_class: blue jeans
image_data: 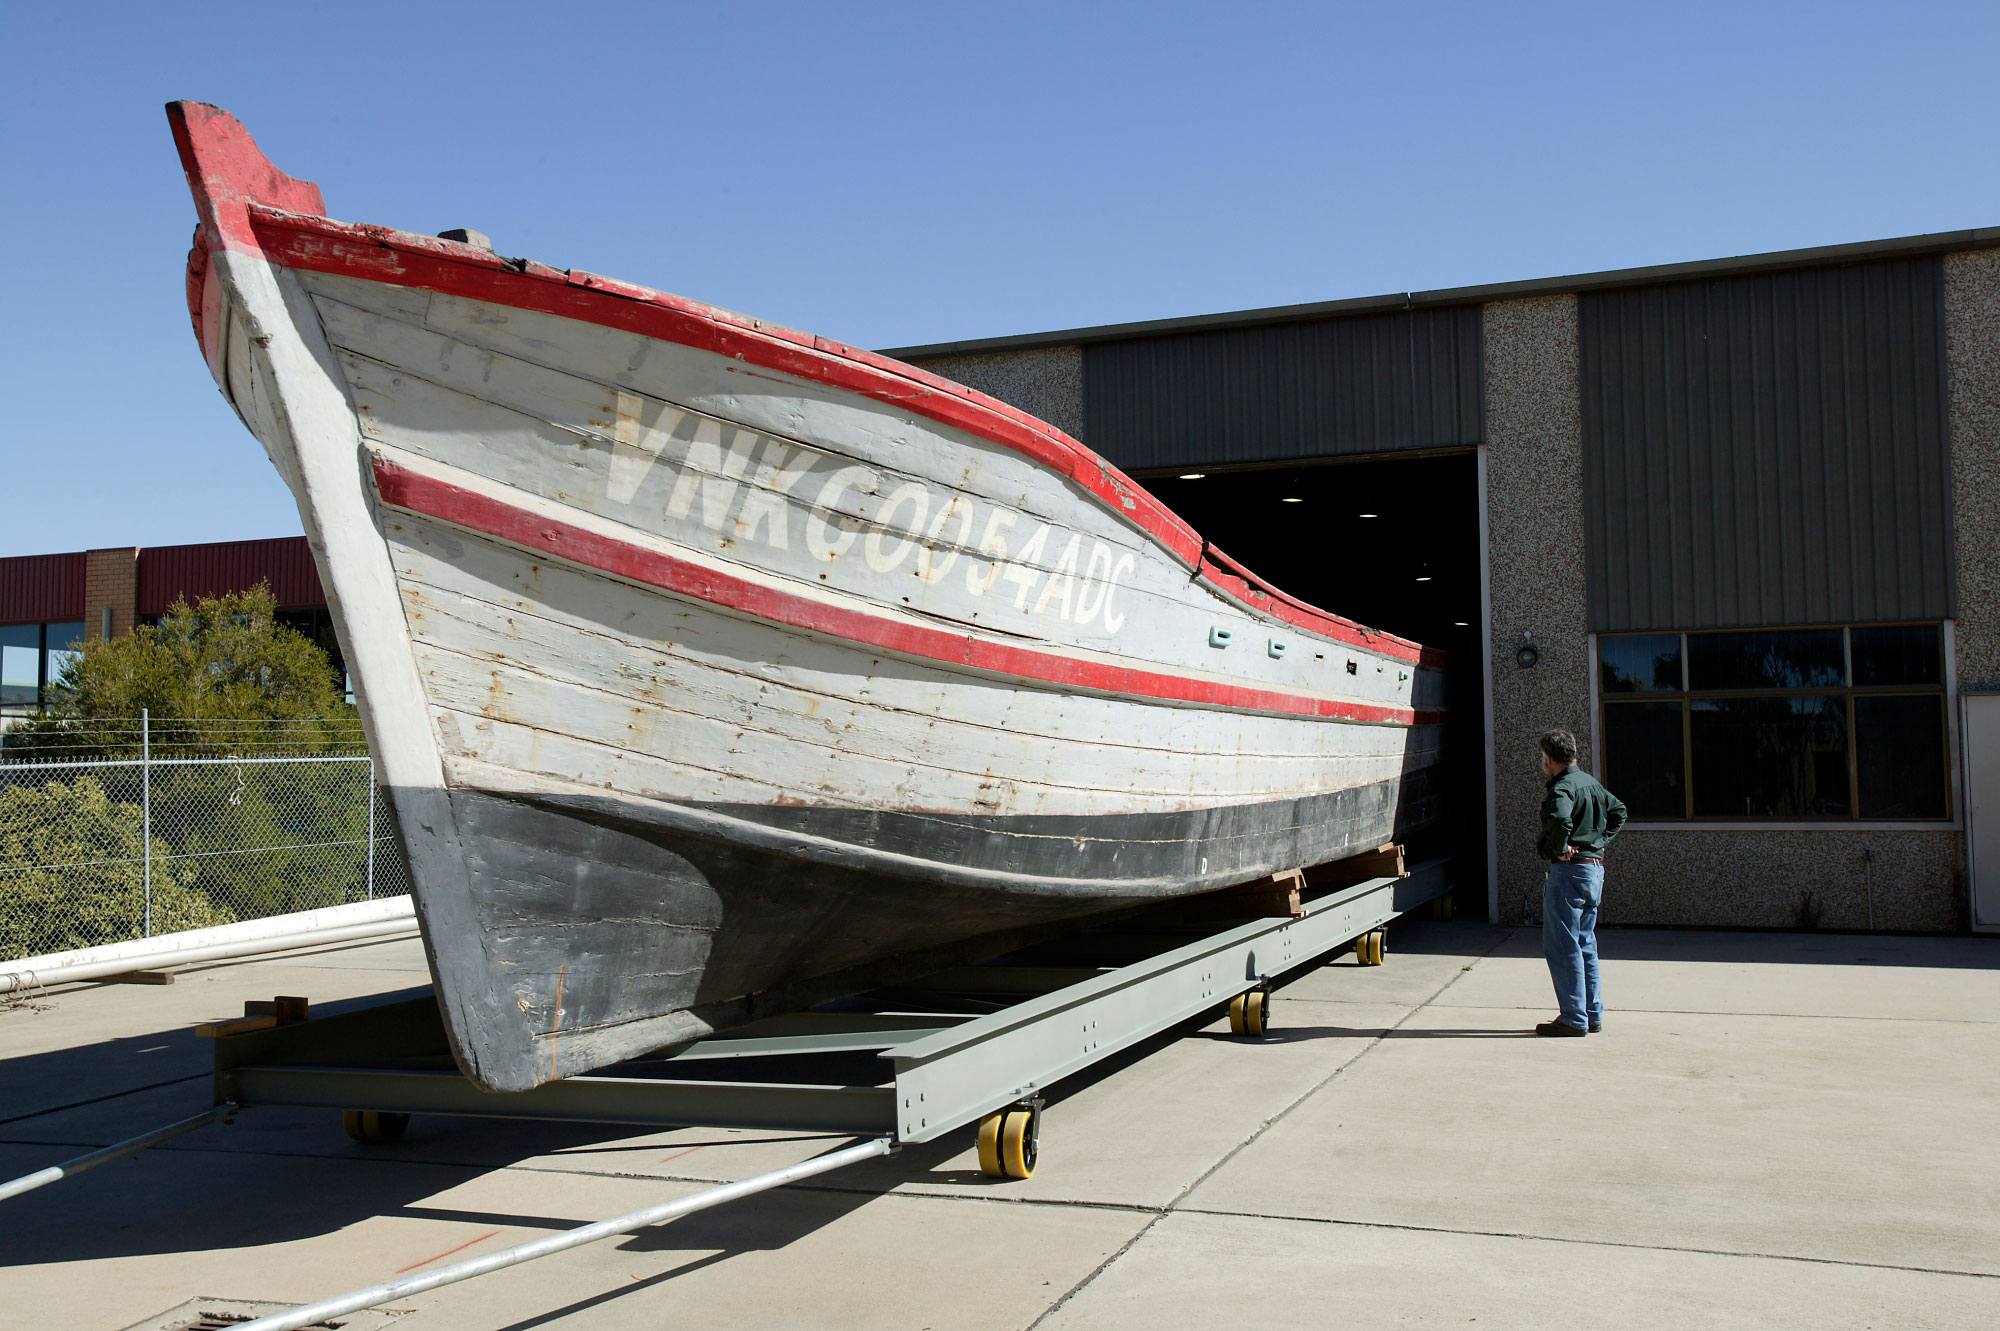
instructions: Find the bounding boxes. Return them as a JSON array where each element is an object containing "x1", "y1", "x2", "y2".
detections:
[{"x1": 1542, "y1": 861, "x2": 1604, "y2": 1031}]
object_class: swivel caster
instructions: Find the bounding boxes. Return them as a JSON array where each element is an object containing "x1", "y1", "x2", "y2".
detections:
[
  {"x1": 976, "y1": 1101, "x2": 1040, "y2": 1179},
  {"x1": 1228, "y1": 986, "x2": 1273, "y2": 1036},
  {"x1": 342, "y1": 1110, "x2": 410, "y2": 1143},
  {"x1": 1355, "y1": 930, "x2": 1387, "y2": 966}
]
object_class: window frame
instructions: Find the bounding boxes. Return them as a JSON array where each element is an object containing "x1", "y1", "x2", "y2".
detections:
[{"x1": 1595, "y1": 621, "x2": 1955, "y2": 826}]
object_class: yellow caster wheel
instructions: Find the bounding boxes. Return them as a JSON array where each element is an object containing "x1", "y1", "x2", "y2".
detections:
[
  {"x1": 1228, "y1": 987, "x2": 1272, "y2": 1036},
  {"x1": 976, "y1": 1104, "x2": 1039, "y2": 1179},
  {"x1": 1355, "y1": 931, "x2": 1386, "y2": 966},
  {"x1": 342, "y1": 1110, "x2": 410, "y2": 1143}
]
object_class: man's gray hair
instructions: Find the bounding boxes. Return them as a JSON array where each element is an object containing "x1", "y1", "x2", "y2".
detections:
[{"x1": 1539, "y1": 729, "x2": 1579, "y2": 764}]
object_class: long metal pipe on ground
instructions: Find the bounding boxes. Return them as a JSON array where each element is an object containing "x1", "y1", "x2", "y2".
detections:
[
  {"x1": 231, "y1": 1137, "x2": 896, "y2": 1331},
  {"x1": 0, "y1": 899, "x2": 418, "y2": 994},
  {"x1": 0, "y1": 1103, "x2": 236, "y2": 1204}
]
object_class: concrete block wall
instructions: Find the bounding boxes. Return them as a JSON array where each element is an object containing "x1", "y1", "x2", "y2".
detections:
[
  {"x1": 1480, "y1": 295, "x2": 1592, "y2": 926},
  {"x1": 1948, "y1": 249, "x2": 2000, "y2": 694},
  {"x1": 909, "y1": 346, "x2": 1086, "y2": 443},
  {"x1": 82, "y1": 547, "x2": 138, "y2": 643}
]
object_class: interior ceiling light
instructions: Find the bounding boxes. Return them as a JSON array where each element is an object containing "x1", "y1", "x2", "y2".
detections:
[
  {"x1": 1454, "y1": 621, "x2": 1469, "y2": 626},
  {"x1": 1415, "y1": 576, "x2": 1432, "y2": 582},
  {"x1": 1179, "y1": 473, "x2": 1206, "y2": 480},
  {"x1": 1281, "y1": 497, "x2": 1303, "y2": 503},
  {"x1": 1358, "y1": 513, "x2": 1378, "y2": 518}
]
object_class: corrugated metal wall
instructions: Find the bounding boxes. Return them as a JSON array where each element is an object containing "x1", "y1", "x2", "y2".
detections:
[
  {"x1": 137, "y1": 536, "x2": 325, "y2": 616},
  {"x1": 1082, "y1": 306, "x2": 1483, "y2": 470},
  {"x1": 1581, "y1": 257, "x2": 1953, "y2": 632},
  {"x1": 0, "y1": 552, "x2": 86, "y2": 623}
]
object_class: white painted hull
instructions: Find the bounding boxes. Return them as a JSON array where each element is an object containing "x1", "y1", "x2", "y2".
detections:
[{"x1": 170, "y1": 103, "x2": 1445, "y2": 1090}]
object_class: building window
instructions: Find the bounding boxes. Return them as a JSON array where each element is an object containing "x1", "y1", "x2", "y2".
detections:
[
  {"x1": 1599, "y1": 624, "x2": 1948, "y2": 821},
  {"x1": 0, "y1": 620, "x2": 85, "y2": 714}
]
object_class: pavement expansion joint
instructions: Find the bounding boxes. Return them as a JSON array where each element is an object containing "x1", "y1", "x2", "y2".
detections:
[
  {"x1": 1432, "y1": 1000, "x2": 2000, "y2": 1025},
  {"x1": 1025, "y1": 925, "x2": 1518, "y2": 1329},
  {"x1": 0, "y1": 1071, "x2": 209, "y2": 1127},
  {"x1": 1168, "y1": 1206, "x2": 2000, "y2": 1283}
]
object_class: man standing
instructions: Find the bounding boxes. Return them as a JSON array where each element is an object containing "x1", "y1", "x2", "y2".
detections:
[{"x1": 1534, "y1": 729, "x2": 1626, "y2": 1037}]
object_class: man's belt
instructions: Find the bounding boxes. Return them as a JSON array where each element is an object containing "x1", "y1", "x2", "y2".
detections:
[{"x1": 1565, "y1": 856, "x2": 1604, "y2": 865}]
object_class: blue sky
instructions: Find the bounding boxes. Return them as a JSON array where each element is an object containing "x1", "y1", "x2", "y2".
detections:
[{"x1": 3, "y1": 1, "x2": 1997, "y2": 556}]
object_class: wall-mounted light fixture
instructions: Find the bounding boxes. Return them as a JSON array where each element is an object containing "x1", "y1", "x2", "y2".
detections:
[{"x1": 1516, "y1": 630, "x2": 1539, "y2": 670}]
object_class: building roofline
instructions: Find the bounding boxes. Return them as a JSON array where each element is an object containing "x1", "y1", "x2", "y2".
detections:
[{"x1": 880, "y1": 225, "x2": 2000, "y2": 360}]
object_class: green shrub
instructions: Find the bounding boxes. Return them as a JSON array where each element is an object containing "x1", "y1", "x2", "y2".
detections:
[{"x1": 0, "y1": 775, "x2": 233, "y2": 961}]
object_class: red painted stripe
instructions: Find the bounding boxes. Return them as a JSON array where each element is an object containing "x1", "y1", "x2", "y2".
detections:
[
  {"x1": 166, "y1": 102, "x2": 1442, "y2": 670},
  {"x1": 371, "y1": 459, "x2": 1441, "y2": 728}
]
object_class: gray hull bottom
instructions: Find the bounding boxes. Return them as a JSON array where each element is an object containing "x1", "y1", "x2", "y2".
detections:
[{"x1": 398, "y1": 768, "x2": 1439, "y2": 1091}]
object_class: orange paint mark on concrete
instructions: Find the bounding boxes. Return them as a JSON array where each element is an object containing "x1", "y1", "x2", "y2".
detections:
[{"x1": 395, "y1": 1228, "x2": 501, "y2": 1274}]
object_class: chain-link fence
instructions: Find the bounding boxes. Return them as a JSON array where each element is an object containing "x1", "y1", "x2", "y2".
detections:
[{"x1": 0, "y1": 714, "x2": 409, "y2": 962}]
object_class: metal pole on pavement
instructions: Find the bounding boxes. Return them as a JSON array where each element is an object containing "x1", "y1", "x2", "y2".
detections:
[
  {"x1": 141, "y1": 707, "x2": 151, "y2": 938},
  {"x1": 0, "y1": 1103, "x2": 234, "y2": 1204},
  {"x1": 231, "y1": 1137, "x2": 895, "y2": 1331}
]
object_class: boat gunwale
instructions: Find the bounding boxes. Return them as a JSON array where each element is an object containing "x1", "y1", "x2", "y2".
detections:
[
  {"x1": 169, "y1": 100, "x2": 1441, "y2": 669},
  {"x1": 238, "y1": 196, "x2": 1441, "y2": 668}
]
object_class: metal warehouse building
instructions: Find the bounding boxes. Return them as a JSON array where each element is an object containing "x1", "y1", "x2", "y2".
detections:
[{"x1": 885, "y1": 228, "x2": 2000, "y2": 934}]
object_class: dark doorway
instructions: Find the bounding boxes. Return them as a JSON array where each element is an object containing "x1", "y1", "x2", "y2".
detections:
[{"x1": 1134, "y1": 452, "x2": 1488, "y2": 913}]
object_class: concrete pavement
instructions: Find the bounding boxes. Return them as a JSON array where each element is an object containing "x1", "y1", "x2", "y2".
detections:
[{"x1": 2, "y1": 922, "x2": 1995, "y2": 1329}]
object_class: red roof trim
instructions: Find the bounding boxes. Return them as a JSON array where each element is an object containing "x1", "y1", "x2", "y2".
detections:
[
  {"x1": 0, "y1": 552, "x2": 86, "y2": 624},
  {"x1": 372, "y1": 459, "x2": 1439, "y2": 728},
  {"x1": 166, "y1": 101, "x2": 1440, "y2": 671},
  {"x1": 136, "y1": 536, "x2": 325, "y2": 617}
]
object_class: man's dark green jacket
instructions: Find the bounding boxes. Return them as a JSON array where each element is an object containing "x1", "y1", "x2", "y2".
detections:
[{"x1": 1538, "y1": 766, "x2": 1628, "y2": 861}]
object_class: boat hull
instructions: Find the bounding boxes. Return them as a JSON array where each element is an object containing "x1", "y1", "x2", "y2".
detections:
[
  {"x1": 420, "y1": 766, "x2": 1435, "y2": 1082},
  {"x1": 168, "y1": 101, "x2": 1447, "y2": 1091}
]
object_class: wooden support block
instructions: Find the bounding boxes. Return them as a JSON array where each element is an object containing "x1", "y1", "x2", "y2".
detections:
[
  {"x1": 195, "y1": 1015, "x2": 279, "y2": 1039},
  {"x1": 1165, "y1": 868, "x2": 1308, "y2": 924},
  {"x1": 100, "y1": 970, "x2": 174, "y2": 985},
  {"x1": 1224, "y1": 868, "x2": 1306, "y2": 919},
  {"x1": 197, "y1": 994, "x2": 312, "y2": 1038},
  {"x1": 1304, "y1": 843, "x2": 1406, "y2": 886}
]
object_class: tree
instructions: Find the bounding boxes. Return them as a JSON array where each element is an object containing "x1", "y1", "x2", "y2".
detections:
[
  {"x1": 1, "y1": 586, "x2": 379, "y2": 922},
  {"x1": 3, "y1": 585, "x2": 357, "y2": 759},
  {"x1": 0, "y1": 774, "x2": 232, "y2": 961}
]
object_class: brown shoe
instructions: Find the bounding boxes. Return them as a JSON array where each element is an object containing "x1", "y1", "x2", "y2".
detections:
[{"x1": 1536, "y1": 1020, "x2": 1587, "y2": 1037}]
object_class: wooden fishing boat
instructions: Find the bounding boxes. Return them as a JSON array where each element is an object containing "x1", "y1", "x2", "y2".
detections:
[{"x1": 168, "y1": 101, "x2": 1446, "y2": 1092}]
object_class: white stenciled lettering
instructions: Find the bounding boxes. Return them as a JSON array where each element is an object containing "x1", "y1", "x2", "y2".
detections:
[
  {"x1": 1034, "y1": 534, "x2": 1082, "y2": 619},
  {"x1": 966, "y1": 510, "x2": 1017, "y2": 596},
  {"x1": 865, "y1": 482, "x2": 930, "y2": 573},
  {"x1": 806, "y1": 465, "x2": 875, "y2": 560},
  {"x1": 733, "y1": 439, "x2": 817, "y2": 550},
  {"x1": 607, "y1": 391, "x2": 684, "y2": 505},
  {"x1": 666, "y1": 420, "x2": 758, "y2": 530},
  {"x1": 918, "y1": 497, "x2": 972, "y2": 584},
  {"x1": 1101, "y1": 553, "x2": 1138, "y2": 633},
  {"x1": 1073, "y1": 541, "x2": 1116, "y2": 625},
  {"x1": 1000, "y1": 522, "x2": 1052, "y2": 611}
]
